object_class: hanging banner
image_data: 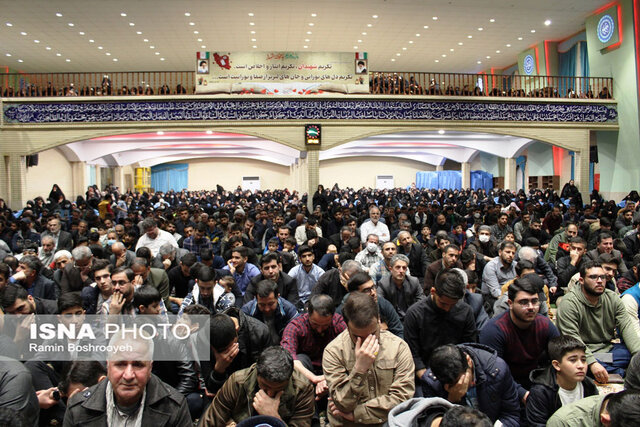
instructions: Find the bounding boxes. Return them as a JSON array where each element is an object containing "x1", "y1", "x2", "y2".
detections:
[
  {"x1": 195, "y1": 51, "x2": 369, "y2": 95},
  {"x1": 586, "y1": 5, "x2": 621, "y2": 51}
]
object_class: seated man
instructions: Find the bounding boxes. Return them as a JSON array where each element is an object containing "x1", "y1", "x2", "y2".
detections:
[
  {"x1": 323, "y1": 292, "x2": 414, "y2": 426},
  {"x1": 200, "y1": 346, "x2": 314, "y2": 426},
  {"x1": 397, "y1": 230, "x2": 429, "y2": 283},
  {"x1": 479, "y1": 277, "x2": 560, "y2": 403},
  {"x1": 311, "y1": 258, "x2": 361, "y2": 306},
  {"x1": 355, "y1": 234, "x2": 383, "y2": 270},
  {"x1": 244, "y1": 252, "x2": 299, "y2": 307},
  {"x1": 369, "y1": 241, "x2": 403, "y2": 284},
  {"x1": 376, "y1": 254, "x2": 425, "y2": 321},
  {"x1": 547, "y1": 389, "x2": 640, "y2": 427},
  {"x1": 526, "y1": 335, "x2": 598, "y2": 427},
  {"x1": 242, "y1": 279, "x2": 299, "y2": 343},
  {"x1": 281, "y1": 294, "x2": 345, "y2": 402},
  {"x1": 481, "y1": 241, "x2": 517, "y2": 315},
  {"x1": 424, "y1": 243, "x2": 463, "y2": 292},
  {"x1": 583, "y1": 231, "x2": 628, "y2": 274},
  {"x1": 0, "y1": 282, "x2": 57, "y2": 315},
  {"x1": 8, "y1": 254, "x2": 58, "y2": 300},
  {"x1": 404, "y1": 269, "x2": 477, "y2": 384},
  {"x1": 63, "y1": 330, "x2": 191, "y2": 426},
  {"x1": 557, "y1": 261, "x2": 640, "y2": 381},
  {"x1": 422, "y1": 344, "x2": 520, "y2": 426},
  {"x1": 223, "y1": 246, "x2": 260, "y2": 295},
  {"x1": 287, "y1": 245, "x2": 325, "y2": 304}
]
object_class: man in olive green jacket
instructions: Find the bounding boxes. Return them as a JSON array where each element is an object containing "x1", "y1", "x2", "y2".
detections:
[{"x1": 199, "y1": 346, "x2": 314, "y2": 427}]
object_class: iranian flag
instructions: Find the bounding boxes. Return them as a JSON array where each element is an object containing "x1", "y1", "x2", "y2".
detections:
[
  {"x1": 197, "y1": 52, "x2": 209, "y2": 60},
  {"x1": 355, "y1": 52, "x2": 367, "y2": 60}
]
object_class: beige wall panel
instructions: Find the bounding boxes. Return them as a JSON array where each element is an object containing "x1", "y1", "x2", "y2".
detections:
[
  {"x1": 25, "y1": 148, "x2": 73, "y2": 201},
  {"x1": 183, "y1": 158, "x2": 290, "y2": 191}
]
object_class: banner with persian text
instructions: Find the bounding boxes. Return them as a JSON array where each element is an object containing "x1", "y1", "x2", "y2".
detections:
[{"x1": 195, "y1": 51, "x2": 369, "y2": 95}]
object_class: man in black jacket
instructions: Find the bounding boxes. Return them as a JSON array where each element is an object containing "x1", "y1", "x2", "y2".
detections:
[
  {"x1": 377, "y1": 254, "x2": 425, "y2": 321},
  {"x1": 243, "y1": 252, "x2": 299, "y2": 307},
  {"x1": 397, "y1": 230, "x2": 429, "y2": 282},
  {"x1": 404, "y1": 269, "x2": 477, "y2": 383},
  {"x1": 310, "y1": 259, "x2": 361, "y2": 306}
]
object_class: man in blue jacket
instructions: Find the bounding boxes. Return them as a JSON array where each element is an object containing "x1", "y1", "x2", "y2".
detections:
[
  {"x1": 241, "y1": 279, "x2": 299, "y2": 343},
  {"x1": 422, "y1": 343, "x2": 521, "y2": 427}
]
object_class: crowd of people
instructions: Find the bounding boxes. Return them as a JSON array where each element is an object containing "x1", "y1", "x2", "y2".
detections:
[
  {"x1": 2, "y1": 73, "x2": 613, "y2": 99},
  {"x1": 1, "y1": 180, "x2": 640, "y2": 426}
]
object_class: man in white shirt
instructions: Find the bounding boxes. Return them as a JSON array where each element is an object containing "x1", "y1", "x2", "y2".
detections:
[
  {"x1": 135, "y1": 218, "x2": 178, "y2": 257},
  {"x1": 359, "y1": 206, "x2": 390, "y2": 244}
]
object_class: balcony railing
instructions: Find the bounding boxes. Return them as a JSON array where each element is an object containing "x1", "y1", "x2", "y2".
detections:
[{"x1": 0, "y1": 70, "x2": 613, "y2": 99}]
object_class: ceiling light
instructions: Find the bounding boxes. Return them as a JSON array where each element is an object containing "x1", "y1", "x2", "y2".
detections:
[
  {"x1": 155, "y1": 52, "x2": 160, "y2": 55},
  {"x1": 67, "y1": 23, "x2": 73, "y2": 27},
  {"x1": 198, "y1": 38, "x2": 203, "y2": 41},
  {"x1": 467, "y1": 35, "x2": 472, "y2": 38},
  {"x1": 450, "y1": 48, "x2": 454, "y2": 51},
  {"x1": 391, "y1": 58, "x2": 395, "y2": 61},
  {"x1": 143, "y1": 38, "x2": 149, "y2": 42},
  {"x1": 353, "y1": 46, "x2": 358, "y2": 49},
  {"x1": 17, "y1": 59, "x2": 23, "y2": 63},
  {"x1": 5, "y1": 23, "x2": 12, "y2": 26},
  {"x1": 79, "y1": 32, "x2": 85, "y2": 35},
  {"x1": 477, "y1": 61, "x2": 482, "y2": 64},
  {"x1": 113, "y1": 58, "x2": 118, "y2": 61},
  {"x1": 490, "y1": 18, "x2": 495, "y2": 23},
  {"x1": 478, "y1": 27, "x2": 483, "y2": 31},
  {"x1": 435, "y1": 59, "x2": 439, "y2": 62},
  {"x1": 248, "y1": 13, "x2": 254, "y2": 17},
  {"x1": 65, "y1": 59, "x2": 70, "y2": 62},
  {"x1": 189, "y1": 22, "x2": 195, "y2": 26},
  {"x1": 308, "y1": 23, "x2": 314, "y2": 26},
  {"x1": 98, "y1": 46, "x2": 103, "y2": 49},
  {"x1": 458, "y1": 42, "x2": 463, "y2": 45},
  {"x1": 367, "y1": 23, "x2": 372, "y2": 27},
  {"x1": 402, "y1": 47, "x2": 407, "y2": 50},
  {"x1": 185, "y1": 12, "x2": 191, "y2": 17},
  {"x1": 506, "y1": 44, "x2": 511, "y2": 47},
  {"x1": 160, "y1": 57, "x2": 165, "y2": 60},
  {"x1": 438, "y1": 130, "x2": 445, "y2": 134},
  {"x1": 518, "y1": 37, "x2": 523, "y2": 40},
  {"x1": 34, "y1": 39, "x2": 39, "y2": 43},
  {"x1": 357, "y1": 39, "x2": 362, "y2": 42},
  {"x1": 372, "y1": 14, "x2": 378, "y2": 18},
  {"x1": 252, "y1": 38, "x2": 256, "y2": 41},
  {"x1": 544, "y1": 19, "x2": 552, "y2": 26},
  {"x1": 89, "y1": 39, "x2": 94, "y2": 43},
  {"x1": 442, "y1": 54, "x2": 446, "y2": 57},
  {"x1": 20, "y1": 31, "x2": 27, "y2": 35},
  {"x1": 432, "y1": 16, "x2": 438, "y2": 20},
  {"x1": 305, "y1": 38, "x2": 310, "y2": 42},
  {"x1": 5, "y1": 53, "x2": 10, "y2": 57},
  {"x1": 45, "y1": 46, "x2": 51, "y2": 50},
  {"x1": 252, "y1": 45, "x2": 257, "y2": 48},
  {"x1": 136, "y1": 31, "x2": 142, "y2": 35},
  {"x1": 396, "y1": 53, "x2": 401, "y2": 56},
  {"x1": 303, "y1": 45, "x2": 308, "y2": 49},
  {"x1": 486, "y1": 55, "x2": 491, "y2": 59},
  {"x1": 307, "y1": 31, "x2": 312, "y2": 34},
  {"x1": 106, "y1": 52, "x2": 111, "y2": 55},
  {"x1": 129, "y1": 23, "x2": 135, "y2": 26},
  {"x1": 206, "y1": 130, "x2": 213, "y2": 134},
  {"x1": 120, "y1": 13, "x2": 127, "y2": 17},
  {"x1": 250, "y1": 30, "x2": 255, "y2": 34},
  {"x1": 56, "y1": 53, "x2": 61, "y2": 56},
  {"x1": 409, "y1": 40, "x2": 413, "y2": 44},
  {"x1": 423, "y1": 25, "x2": 429, "y2": 29},
  {"x1": 56, "y1": 13, "x2": 62, "y2": 17},
  {"x1": 416, "y1": 33, "x2": 420, "y2": 37},
  {"x1": 531, "y1": 29, "x2": 536, "y2": 33},
  {"x1": 201, "y1": 45, "x2": 206, "y2": 48},
  {"x1": 311, "y1": 13, "x2": 317, "y2": 17},
  {"x1": 150, "y1": 46, "x2": 155, "y2": 49},
  {"x1": 496, "y1": 50, "x2": 501, "y2": 53},
  {"x1": 249, "y1": 22, "x2": 255, "y2": 26},
  {"x1": 362, "y1": 32, "x2": 367, "y2": 35},
  {"x1": 193, "y1": 30, "x2": 198, "y2": 34},
  {"x1": 157, "y1": 131, "x2": 164, "y2": 135}
]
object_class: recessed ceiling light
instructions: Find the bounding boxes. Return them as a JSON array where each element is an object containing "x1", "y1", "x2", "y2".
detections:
[
  {"x1": 438, "y1": 130, "x2": 445, "y2": 134},
  {"x1": 442, "y1": 54, "x2": 446, "y2": 57},
  {"x1": 416, "y1": 33, "x2": 420, "y2": 37},
  {"x1": 308, "y1": 23, "x2": 314, "y2": 26},
  {"x1": 391, "y1": 58, "x2": 395, "y2": 61},
  {"x1": 409, "y1": 40, "x2": 413, "y2": 44},
  {"x1": 402, "y1": 47, "x2": 407, "y2": 50},
  {"x1": 435, "y1": 59, "x2": 439, "y2": 62},
  {"x1": 506, "y1": 44, "x2": 511, "y2": 47},
  {"x1": 372, "y1": 14, "x2": 378, "y2": 18},
  {"x1": 56, "y1": 13, "x2": 62, "y2": 17},
  {"x1": 362, "y1": 32, "x2": 367, "y2": 35},
  {"x1": 113, "y1": 58, "x2": 118, "y2": 61},
  {"x1": 34, "y1": 39, "x2": 39, "y2": 43},
  {"x1": 486, "y1": 55, "x2": 491, "y2": 59},
  {"x1": 307, "y1": 31, "x2": 312, "y2": 34},
  {"x1": 120, "y1": 13, "x2": 127, "y2": 17},
  {"x1": 160, "y1": 57, "x2": 165, "y2": 60},
  {"x1": 157, "y1": 131, "x2": 164, "y2": 135},
  {"x1": 189, "y1": 22, "x2": 195, "y2": 26},
  {"x1": 544, "y1": 19, "x2": 552, "y2": 26},
  {"x1": 249, "y1": 22, "x2": 255, "y2": 26},
  {"x1": 252, "y1": 38, "x2": 256, "y2": 41},
  {"x1": 143, "y1": 38, "x2": 149, "y2": 42},
  {"x1": 106, "y1": 52, "x2": 111, "y2": 55},
  {"x1": 206, "y1": 130, "x2": 213, "y2": 134},
  {"x1": 155, "y1": 52, "x2": 160, "y2": 55},
  {"x1": 367, "y1": 23, "x2": 372, "y2": 27},
  {"x1": 252, "y1": 45, "x2": 257, "y2": 48},
  {"x1": 357, "y1": 39, "x2": 362, "y2": 43},
  {"x1": 184, "y1": 12, "x2": 191, "y2": 17},
  {"x1": 65, "y1": 59, "x2": 70, "y2": 62},
  {"x1": 396, "y1": 53, "x2": 401, "y2": 56},
  {"x1": 531, "y1": 29, "x2": 536, "y2": 33},
  {"x1": 303, "y1": 45, "x2": 308, "y2": 49},
  {"x1": 98, "y1": 46, "x2": 103, "y2": 49},
  {"x1": 458, "y1": 42, "x2": 463, "y2": 45},
  {"x1": 432, "y1": 16, "x2": 438, "y2": 20},
  {"x1": 46, "y1": 46, "x2": 51, "y2": 50},
  {"x1": 56, "y1": 53, "x2": 61, "y2": 56},
  {"x1": 201, "y1": 45, "x2": 206, "y2": 48},
  {"x1": 248, "y1": 13, "x2": 254, "y2": 17},
  {"x1": 304, "y1": 38, "x2": 309, "y2": 42},
  {"x1": 450, "y1": 48, "x2": 454, "y2": 52},
  {"x1": 5, "y1": 53, "x2": 11, "y2": 57},
  {"x1": 353, "y1": 46, "x2": 358, "y2": 49},
  {"x1": 311, "y1": 13, "x2": 317, "y2": 17},
  {"x1": 193, "y1": 30, "x2": 198, "y2": 34},
  {"x1": 518, "y1": 37, "x2": 523, "y2": 40},
  {"x1": 79, "y1": 32, "x2": 84, "y2": 35},
  {"x1": 20, "y1": 31, "x2": 27, "y2": 35},
  {"x1": 478, "y1": 27, "x2": 483, "y2": 31},
  {"x1": 250, "y1": 31, "x2": 255, "y2": 34},
  {"x1": 17, "y1": 59, "x2": 23, "y2": 63},
  {"x1": 496, "y1": 50, "x2": 501, "y2": 53},
  {"x1": 467, "y1": 35, "x2": 472, "y2": 38},
  {"x1": 198, "y1": 38, "x2": 203, "y2": 41},
  {"x1": 490, "y1": 18, "x2": 495, "y2": 23},
  {"x1": 67, "y1": 23, "x2": 73, "y2": 27},
  {"x1": 477, "y1": 60, "x2": 482, "y2": 64},
  {"x1": 150, "y1": 46, "x2": 155, "y2": 49},
  {"x1": 5, "y1": 23, "x2": 12, "y2": 26},
  {"x1": 423, "y1": 25, "x2": 429, "y2": 29},
  {"x1": 129, "y1": 22, "x2": 135, "y2": 26},
  {"x1": 89, "y1": 39, "x2": 94, "y2": 43}
]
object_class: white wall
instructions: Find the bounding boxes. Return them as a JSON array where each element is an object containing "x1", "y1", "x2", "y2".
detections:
[
  {"x1": 319, "y1": 156, "x2": 435, "y2": 189},
  {"x1": 526, "y1": 142, "x2": 554, "y2": 176},
  {"x1": 25, "y1": 148, "x2": 73, "y2": 201},
  {"x1": 184, "y1": 158, "x2": 291, "y2": 190}
]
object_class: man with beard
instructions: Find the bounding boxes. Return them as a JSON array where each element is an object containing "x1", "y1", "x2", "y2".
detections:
[
  {"x1": 281, "y1": 294, "x2": 346, "y2": 403},
  {"x1": 522, "y1": 218, "x2": 552, "y2": 251},
  {"x1": 557, "y1": 261, "x2": 640, "y2": 382},
  {"x1": 480, "y1": 277, "x2": 560, "y2": 403},
  {"x1": 178, "y1": 265, "x2": 217, "y2": 315},
  {"x1": 397, "y1": 230, "x2": 429, "y2": 283},
  {"x1": 482, "y1": 242, "x2": 517, "y2": 314},
  {"x1": 100, "y1": 266, "x2": 136, "y2": 315},
  {"x1": 544, "y1": 222, "x2": 579, "y2": 266},
  {"x1": 369, "y1": 241, "x2": 404, "y2": 284},
  {"x1": 243, "y1": 253, "x2": 299, "y2": 307}
]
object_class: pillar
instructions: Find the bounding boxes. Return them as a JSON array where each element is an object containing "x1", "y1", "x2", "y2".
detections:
[
  {"x1": 113, "y1": 166, "x2": 125, "y2": 192},
  {"x1": 94, "y1": 165, "x2": 102, "y2": 191},
  {"x1": 461, "y1": 162, "x2": 471, "y2": 189},
  {"x1": 8, "y1": 155, "x2": 26, "y2": 210},
  {"x1": 436, "y1": 164, "x2": 444, "y2": 171},
  {"x1": 504, "y1": 157, "x2": 517, "y2": 191},
  {"x1": 574, "y1": 148, "x2": 590, "y2": 204},
  {"x1": 306, "y1": 149, "x2": 320, "y2": 212},
  {"x1": 0, "y1": 156, "x2": 9, "y2": 204},
  {"x1": 70, "y1": 161, "x2": 87, "y2": 200}
]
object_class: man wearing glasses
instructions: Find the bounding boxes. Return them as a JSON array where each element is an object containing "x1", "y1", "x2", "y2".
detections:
[
  {"x1": 480, "y1": 276, "x2": 560, "y2": 404},
  {"x1": 557, "y1": 261, "x2": 640, "y2": 383}
]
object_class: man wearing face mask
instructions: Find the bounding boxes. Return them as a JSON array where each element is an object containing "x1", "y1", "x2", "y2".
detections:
[
  {"x1": 355, "y1": 234, "x2": 383, "y2": 270},
  {"x1": 470, "y1": 225, "x2": 498, "y2": 262}
]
